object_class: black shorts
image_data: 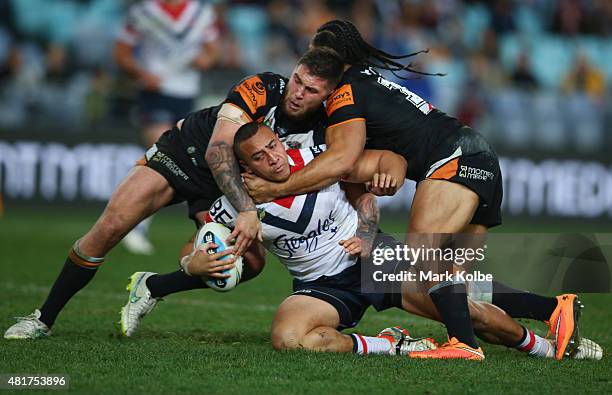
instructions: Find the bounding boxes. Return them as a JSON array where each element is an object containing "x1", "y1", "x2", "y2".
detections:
[
  {"x1": 422, "y1": 127, "x2": 503, "y2": 228},
  {"x1": 139, "y1": 92, "x2": 194, "y2": 126},
  {"x1": 291, "y1": 234, "x2": 403, "y2": 330},
  {"x1": 141, "y1": 126, "x2": 221, "y2": 220}
]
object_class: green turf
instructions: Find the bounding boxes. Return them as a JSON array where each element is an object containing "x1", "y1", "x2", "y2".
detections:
[{"x1": 1, "y1": 207, "x2": 611, "y2": 394}]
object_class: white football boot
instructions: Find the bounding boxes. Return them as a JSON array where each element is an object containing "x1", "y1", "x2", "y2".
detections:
[
  {"x1": 4, "y1": 309, "x2": 50, "y2": 340},
  {"x1": 120, "y1": 272, "x2": 159, "y2": 336},
  {"x1": 377, "y1": 326, "x2": 438, "y2": 355},
  {"x1": 572, "y1": 338, "x2": 603, "y2": 360}
]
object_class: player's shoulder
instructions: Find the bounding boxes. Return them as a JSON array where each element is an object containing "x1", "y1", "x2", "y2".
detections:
[
  {"x1": 193, "y1": 0, "x2": 216, "y2": 18},
  {"x1": 125, "y1": 0, "x2": 158, "y2": 21},
  {"x1": 344, "y1": 66, "x2": 381, "y2": 91},
  {"x1": 129, "y1": 0, "x2": 154, "y2": 12},
  {"x1": 325, "y1": 66, "x2": 380, "y2": 116},
  {"x1": 229, "y1": 72, "x2": 287, "y2": 117},
  {"x1": 236, "y1": 72, "x2": 287, "y2": 94}
]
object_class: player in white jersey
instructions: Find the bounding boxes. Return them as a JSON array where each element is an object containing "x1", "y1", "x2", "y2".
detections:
[
  {"x1": 207, "y1": 143, "x2": 359, "y2": 283},
  {"x1": 115, "y1": 0, "x2": 220, "y2": 254},
  {"x1": 177, "y1": 123, "x2": 602, "y2": 359}
]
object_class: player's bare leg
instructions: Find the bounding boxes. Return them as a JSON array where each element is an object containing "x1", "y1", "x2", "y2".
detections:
[
  {"x1": 399, "y1": 287, "x2": 554, "y2": 358},
  {"x1": 80, "y1": 166, "x2": 175, "y2": 256},
  {"x1": 461, "y1": 225, "x2": 581, "y2": 359},
  {"x1": 123, "y1": 122, "x2": 173, "y2": 255},
  {"x1": 404, "y1": 179, "x2": 483, "y2": 359},
  {"x1": 271, "y1": 295, "x2": 434, "y2": 355},
  {"x1": 4, "y1": 166, "x2": 175, "y2": 339},
  {"x1": 271, "y1": 295, "x2": 350, "y2": 352}
]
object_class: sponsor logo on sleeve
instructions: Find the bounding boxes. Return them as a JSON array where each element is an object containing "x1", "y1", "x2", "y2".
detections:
[
  {"x1": 325, "y1": 84, "x2": 355, "y2": 116},
  {"x1": 458, "y1": 165, "x2": 494, "y2": 181},
  {"x1": 235, "y1": 76, "x2": 267, "y2": 114}
]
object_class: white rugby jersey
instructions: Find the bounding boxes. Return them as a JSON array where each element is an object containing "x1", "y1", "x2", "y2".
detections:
[
  {"x1": 118, "y1": 0, "x2": 219, "y2": 98},
  {"x1": 206, "y1": 145, "x2": 359, "y2": 281}
]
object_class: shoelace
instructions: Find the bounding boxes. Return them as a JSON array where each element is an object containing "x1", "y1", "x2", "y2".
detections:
[
  {"x1": 12, "y1": 314, "x2": 43, "y2": 330},
  {"x1": 14, "y1": 314, "x2": 37, "y2": 322},
  {"x1": 439, "y1": 339, "x2": 460, "y2": 348},
  {"x1": 130, "y1": 296, "x2": 159, "y2": 317}
]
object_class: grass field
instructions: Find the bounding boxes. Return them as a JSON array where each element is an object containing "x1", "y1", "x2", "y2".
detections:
[{"x1": 1, "y1": 207, "x2": 611, "y2": 394}]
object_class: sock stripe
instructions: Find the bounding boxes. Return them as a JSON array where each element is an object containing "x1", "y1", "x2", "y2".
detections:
[
  {"x1": 68, "y1": 249, "x2": 103, "y2": 269},
  {"x1": 525, "y1": 331, "x2": 536, "y2": 351},
  {"x1": 357, "y1": 334, "x2": 368, "y2": 354},
  {"x1": 518, "y1": 330, "x2": 536, "y2": 351}
]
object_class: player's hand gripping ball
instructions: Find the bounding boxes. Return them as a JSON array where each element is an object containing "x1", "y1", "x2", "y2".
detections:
[{"x1": 194, "y1": 223, "x2": 244, "y2": 292}]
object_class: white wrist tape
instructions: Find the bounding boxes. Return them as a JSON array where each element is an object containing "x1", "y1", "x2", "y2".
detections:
[{"x1": 180, "y1": 253, "x2": 194, "y2": 276}]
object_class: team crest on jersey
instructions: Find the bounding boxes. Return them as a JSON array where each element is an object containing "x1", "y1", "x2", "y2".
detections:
[
  {"x1": 285, "y1": 140, "x2": 302, "y2": 149},
  {"x1": 235, "y1": 76, "x2": 267, "y2": 114}
]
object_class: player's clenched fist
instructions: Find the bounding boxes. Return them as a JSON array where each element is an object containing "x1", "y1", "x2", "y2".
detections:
[
  {"x1": 366, "y1": 172, "x2": 400, "y2": 196},
  {"x1": 339, "y1": 236, "x2": 373, "y2": 259},
  {"x1": 243, "y1": 173, "x2": 279, "y2": 204}
]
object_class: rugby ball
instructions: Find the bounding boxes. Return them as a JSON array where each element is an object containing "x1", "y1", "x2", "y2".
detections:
[{"x1": 194, "y1": 222, "x2": 243, "y2": 292}]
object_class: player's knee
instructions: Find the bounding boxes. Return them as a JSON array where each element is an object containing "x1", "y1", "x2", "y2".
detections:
[
  {"x1": 299, "y1": 327, "x2": 334, "y2": 351},
  {"x1": 271, "y1": 325, "x2": 303, "y2": 351}
]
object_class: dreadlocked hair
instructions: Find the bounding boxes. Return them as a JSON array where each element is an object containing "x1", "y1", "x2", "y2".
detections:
[{"x1": 312, "y1": 19, "x2": 445, "y2": 79}]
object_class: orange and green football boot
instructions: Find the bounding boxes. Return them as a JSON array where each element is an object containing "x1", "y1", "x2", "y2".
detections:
[
  {"x1": 545, "y1": 294, "x2": 583, "y2": 360},
  {"x1": 408, "y1": 337, "x2": 484, "y2": 361}
]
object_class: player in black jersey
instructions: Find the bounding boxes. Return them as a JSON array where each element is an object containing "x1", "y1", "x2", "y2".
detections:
[
  {"x1": 3, "y1": 48, "x2": 345, "y2": 340},
  {"x1": 243, "y1": 21, "x2": 581, "y2": 361}
]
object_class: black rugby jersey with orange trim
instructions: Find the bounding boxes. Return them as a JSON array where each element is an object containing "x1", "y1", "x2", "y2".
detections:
[
  {"x1": 179, "y1": 72, "x2": 327, "y2": 150},
  {"x1": 325, "y1": 66, "x2": 464, "y2": 180}
]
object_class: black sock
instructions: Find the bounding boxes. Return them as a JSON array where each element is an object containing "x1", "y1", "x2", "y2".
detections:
[
  {"x1": 491, "y1": 281, "x2": 558, "y2": 321},
  {"x1": 510, "y1": 326, "x2": 529, "y2": 348},
  {"x1": 429, "y1": 283, "x2": 479, "y2": 348},
  {"x1": 146, "y1": 270, "x2": 208, "y2": 298},
  {"x1": 351, "y1": 334, "x2": 359, "y2": 354},
  {"x1": 39, "y1": 257, "x2": 98, "y2": 327}
]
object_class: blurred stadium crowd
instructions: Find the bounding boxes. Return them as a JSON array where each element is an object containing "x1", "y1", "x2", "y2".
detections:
[{"x1": 0, "y1": 0, "x2": 611, "y2": 154}]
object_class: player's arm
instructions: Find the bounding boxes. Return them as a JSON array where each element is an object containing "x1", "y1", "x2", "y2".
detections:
[
  {"x1": 339, "y1": 183, "x2": 380, "y2": 258},
  {"x1": 244, "y1": 120, "x2": 366, "y2": 201},
  {"x1": 343, "y1": 149, "x2": 407, "y2": 196},
  {"x1": 192, "y1": 4, "x2": 220, "y2": 70},
  {"x1": 192, "y1": 40, "x2": 220, "y2": 70},
  {"x1": 205, "y1": 105, "x2": 261, "y2": 256},
  {"x1": 282, "y1": 120, "x2": 366, "y2": 193},
  {"x1": 113, "y1": 38, "x2": 160, "y2": 91}
]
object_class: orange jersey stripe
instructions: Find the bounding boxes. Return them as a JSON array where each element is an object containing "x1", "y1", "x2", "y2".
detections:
[
  {"x1": 135, "y1": 156, "x2": 147, "y2": 166},
  {"x1": 428, "y1": 158, "x2": 459, "y2": 180}
]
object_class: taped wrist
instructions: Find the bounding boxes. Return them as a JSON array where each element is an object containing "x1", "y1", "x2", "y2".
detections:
[
  {"x1": 217, "y1": 103, "x2": 252, "y2": 125},
  {"x1": 180, "y1": 253, "x2": 194, "y2": 276}
]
